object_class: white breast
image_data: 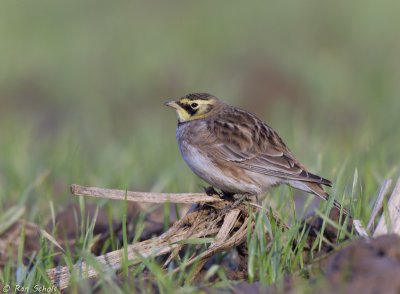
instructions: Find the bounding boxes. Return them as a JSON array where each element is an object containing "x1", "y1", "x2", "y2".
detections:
[{"x1": 179, "y1": 143, "x2": 263, "y2": 194}]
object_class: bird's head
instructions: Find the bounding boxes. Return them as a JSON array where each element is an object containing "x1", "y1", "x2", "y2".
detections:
[{"x1": 165, "y1": 93, "x2": 222, "y2": 123}]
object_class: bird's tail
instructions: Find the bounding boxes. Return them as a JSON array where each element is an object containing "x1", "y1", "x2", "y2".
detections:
[{"x1": 289, "y1": 181, "x2": 349, "y2": 216}]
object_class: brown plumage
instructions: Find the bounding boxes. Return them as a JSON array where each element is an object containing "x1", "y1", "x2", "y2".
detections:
[{"x1": 165, "y1": 93, "x2": 347, "y2": 214}]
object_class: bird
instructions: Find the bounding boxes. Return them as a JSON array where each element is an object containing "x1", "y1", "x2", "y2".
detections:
[{"x1": 165, "y1": 92, "x2": 346, "y2": 214}]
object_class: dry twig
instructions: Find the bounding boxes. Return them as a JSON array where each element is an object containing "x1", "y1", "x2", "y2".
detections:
[
  {"x1": 367, "y1": 179, "x2": 392, "y2": 231},
  {"x1": 47, "y1": 184, "x2": 280, "y2": 290},
  {"x1": 374, "y1": 177, "x2": 400, "y2": 237},
  {"x1": 70, "y1": 184, "x2": 222, "y2": 204}
]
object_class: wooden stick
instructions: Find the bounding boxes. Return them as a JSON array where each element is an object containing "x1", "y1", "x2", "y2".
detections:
[
  {"x1": 353, "y1": 220, "x2": 368, "y2": 237},
  {"x1": 210, "y1": 209, "x2": 241, "y2": 247},
  {"x1": 373, "y1": 177, "x2": 400, "y2": 237},
  {"x1": 185, "y1": 209, "x2": 242, "y2": 282},
  {"x1": 47, "y1": 185, "x2": 284, "y2": 290},
  {"x1": 47, "y1": 209, "x2": 220, "y2": 290},
  {"x1": 367, "y1": 179, "x2": 392, "y2": 231},
  {"x1": 182, "y1": 216, "x2": 251, "y2": 270},
  {"x1": 71, "y1": 184, "x2": 222, "y2": 204}
]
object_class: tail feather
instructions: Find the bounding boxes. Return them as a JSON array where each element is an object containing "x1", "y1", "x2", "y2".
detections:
[
  {"x1": 299, "y1": 171, "x2": 332, "y2": 187},
  {"x1": 289, "y1": 181, "x2": 349, "y2": 216}
]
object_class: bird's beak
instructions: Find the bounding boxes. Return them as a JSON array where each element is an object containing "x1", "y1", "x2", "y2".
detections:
[{"x1": 164, "y1": 100, "x2": 180, "y2": 109}]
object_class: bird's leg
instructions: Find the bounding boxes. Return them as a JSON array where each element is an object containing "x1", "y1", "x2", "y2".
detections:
[
  {"x1": 219, "y1": 193, "x2": 251, "y2": 214},
  {"x1": 232, "y1": 193, "x2": 251, "y2": 207}
]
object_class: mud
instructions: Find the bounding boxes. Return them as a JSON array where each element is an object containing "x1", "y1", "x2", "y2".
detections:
[{"x1": 262, "y1": 234, "x2": 400, "y2": 294}]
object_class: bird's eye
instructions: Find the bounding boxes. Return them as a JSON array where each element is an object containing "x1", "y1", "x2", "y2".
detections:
[{"x1": 191, "y1": 103, "x2": 198, "y2": 108}]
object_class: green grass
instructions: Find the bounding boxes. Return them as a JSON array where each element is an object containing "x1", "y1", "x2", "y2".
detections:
[{"x1": 1, "y1": 0, "x2": 400, "y2": 292}]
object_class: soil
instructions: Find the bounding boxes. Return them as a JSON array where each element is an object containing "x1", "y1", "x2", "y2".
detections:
[
  {"x1": 3, "y1": 202, "x2": 400, "y2": 293},
  {"x1": 259, "y1": 234, "x2": 400, "y2": 294}
]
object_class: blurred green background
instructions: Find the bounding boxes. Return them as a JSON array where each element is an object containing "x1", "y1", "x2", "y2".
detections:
[{"x1": 1, "y1": 0, "x2": 399, "y2": 221}]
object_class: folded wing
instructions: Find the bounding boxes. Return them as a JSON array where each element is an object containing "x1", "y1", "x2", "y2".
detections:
[{"x1": 208, "y1": 108, "x2": 332, "y2": 187}]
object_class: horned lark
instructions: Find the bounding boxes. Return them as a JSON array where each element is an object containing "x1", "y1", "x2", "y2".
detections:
[{"x1": 165, "y1": 93, "x2": 346, "y2": 213}]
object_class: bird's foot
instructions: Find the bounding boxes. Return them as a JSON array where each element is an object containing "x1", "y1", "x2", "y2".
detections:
[
  {"x1": 232, "y1": 194, "x2": 251, "y2": 207},
  {"x1": 221, "y1": 191, "x2": 235, "y2": 201},
  {"x1": 203, "y1": 186, "x2": 221, "y2": 197},
  {"x1": 220, "y1": 193, "x2": 251, "y2": 214}
]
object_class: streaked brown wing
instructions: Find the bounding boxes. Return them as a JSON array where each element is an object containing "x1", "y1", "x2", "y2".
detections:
[{"x1": 208, "y1": 107, "x2": 332, "y2": 186}]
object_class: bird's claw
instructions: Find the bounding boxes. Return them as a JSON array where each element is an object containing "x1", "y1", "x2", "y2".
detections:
[{"x1": 203, "y1": 186, "x2": 221, "y2": 197}]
